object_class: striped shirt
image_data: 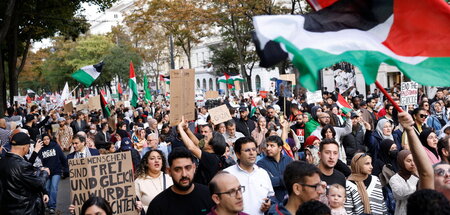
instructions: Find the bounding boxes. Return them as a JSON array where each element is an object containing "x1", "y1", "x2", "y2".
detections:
[{"x1": 345, "y1": 175, "x2": 387, "y2": 215}]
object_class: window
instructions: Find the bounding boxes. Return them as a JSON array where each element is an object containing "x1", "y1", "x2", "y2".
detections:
[
  {"x1": 197, "y1": 79, "x2": 201, "y2": 88},
  {"x1": 256, "y1": 75, "x2": 261, "y2": 90},
  {"x1": 209, "y1": 78, "x2": 213, "y2": 90},
  {"x1": 203, "y1": 79, "x2": 207, "y2": 89}
]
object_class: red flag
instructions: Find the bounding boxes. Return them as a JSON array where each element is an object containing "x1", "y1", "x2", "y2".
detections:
[
  {"x1": 224, "y1": 72, "x2": 233, "y2": 89},
  {"x1": 117, "y1": 83, "x2": 123, "y2": 94}
]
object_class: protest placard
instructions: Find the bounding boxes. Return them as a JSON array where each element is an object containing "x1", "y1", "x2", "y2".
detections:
[
  {"x1": 209, "y1": 104, "x2": 232, "y2": 125},
  {"x1": 306, "y1": 90, "x2": 323, "y2": 104},
  {"x1": 14, "y1": 96, "x2": 27, "y2": 105},
  {"x1": 88, "y1": 95, "x2": 101, "y2": 111},
  {"x1": 76, "y1": 103, "x2": 88, "y2": 111},
  {"x1": 400, "y1": 81, "x2": 419, "y2": 106},
  {"x1": 64, "y1": 102, "x2": 74, "y2": 114},
  {"x1": 259, "y1": 91, "x2": 268, "y2": 98},
  {"x1": 170, "y1": 69, "x2": 195, "y2": 126},
  {"x1": 234, "y1": 81, "x2": 241, "y2": 91},
  {"x1": 69, "y1": 152, "x2": 135, "y2": 215},
  {"x1": 205, "y1": 91, "x2": 219, "y2": 99},
  {"x1": 279, "y1": 74, "x2": 296, "y2": 85}
]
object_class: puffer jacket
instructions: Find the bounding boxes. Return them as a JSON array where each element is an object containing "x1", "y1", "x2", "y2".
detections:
[{"x1": 0, "y1": 152, "x2": 49, "y2": 215}]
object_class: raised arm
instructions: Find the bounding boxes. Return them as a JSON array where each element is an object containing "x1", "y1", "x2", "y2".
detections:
[
  {"x1": 184, "y1": 124, "x2": 200, "y2": 146},
  {"x1": 398, "y1": 111, "x2": 434, "y2": 190},
  {"x1": 177, "y1": 116, "x2": 202, "y2": 158}
]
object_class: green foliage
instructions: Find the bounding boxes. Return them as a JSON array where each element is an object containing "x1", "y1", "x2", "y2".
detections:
[
  {"x1": 208, "y1": 44, "x2": 240, "y2": 76},
  {"x1": 102, "y1": 45, "x2": 143, "y2": 85}
]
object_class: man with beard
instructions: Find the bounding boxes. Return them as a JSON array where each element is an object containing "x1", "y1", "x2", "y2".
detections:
[
  {"x1": 317, "y1": 139, "x2": 346, "y2": 187},
  {"x1": 23, "y1": 112, "x2": 51, "y2": 142},
  {"x1": 266, "y1": 106, "x2": 281, "y2": 127},
  {"x1": 147, "y1": 147, "x2": 214, "y2": 215},
  {"x1": 257, "y1": 135, "x2": 293, "y2": 202},
  {"x1": 235, "y1": 107, "x2": 256, "y2": 137},
  {"x1": 290, "y1": 114, "x2": 306, "y2": 145},
  {"x1": 342, "y1": 113, "x2": 371, "y2": 164}
]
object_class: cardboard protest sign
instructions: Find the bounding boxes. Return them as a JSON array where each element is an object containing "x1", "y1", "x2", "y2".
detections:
[
  {"x1": 64, "y1": 102, "x2": 74, "y2": 114},
  {"x1": 69, "y1": 152, "x2": 135, "y2": 215},
  {"x1": 400, "y1": 81, "x2": 419, "y2": 106},
  {"x1": 205, "y1": 91, "x2": 219, "y2": 99},
  {"x1": 51, "y1": 124, "x2": 60, "y2": 133},
  {"x1": 306, "y1": 90, "x2": 323, "y2": 104},
  {"x1": 209, "y1": 105, "x2": 232, "y2": 125},
  {"x1": 234, "y1": 81, "x2": 241, "y2": 91},
  {"x1": 170, "y1": 69, "x2": 195, "y2": 126},
  {"x1": 88, "y1": 95, "x2": 101, "y2": 111},
  {"x1": 279, "y1": 74, "x2": 296, "y2": 85},
  {"x1": 76, "y1": 103, "x2": 88, "y2": 111}
]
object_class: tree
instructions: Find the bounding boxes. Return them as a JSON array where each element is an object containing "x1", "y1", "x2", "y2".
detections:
[
  {"x1": 0, "y1": 0, "x2": 118, "y2": 116},
  {"x1": 208, "y1": 43, "x2": 240, "y2": 76},
  {"x1": 126, "y1": 0, "x2": 214, "y2": 68}
]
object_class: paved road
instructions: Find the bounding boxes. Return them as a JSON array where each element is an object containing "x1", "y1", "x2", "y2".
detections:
[{"x1": 53, "y1": 176, "x2": 71, "y2": 215}]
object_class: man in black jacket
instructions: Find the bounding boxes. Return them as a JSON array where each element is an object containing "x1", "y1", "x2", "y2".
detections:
[
  {"x1": 0, "y1": 132, "x2": 50, "y2": 215},
  {"x1": 235, "y1": 107, "x2": 256, "y2": 137}
]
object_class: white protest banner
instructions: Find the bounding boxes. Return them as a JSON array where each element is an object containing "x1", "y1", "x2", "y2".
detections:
[
  {"x1": 400, "y1": 81, "x2": 418, "y2": 106},
  {"x1": 306, "y1": 90, "x2": 323, "y2": 104},
  {"x1": 14, "y1": 96, "x2": 27, "y2": 105},
  {"x1": 209, "y1": 105, "x2": 232, "y2": 125},
  {"x1": 69, "y1": 152, "x2": 135, "y2": 215}
]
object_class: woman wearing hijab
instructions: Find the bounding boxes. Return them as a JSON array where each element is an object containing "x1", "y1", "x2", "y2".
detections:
[
  {"x1": 302, "y1": 135, "x2": 321, "y2": 165},
  {"x1": 345, "y1": 153, "x2": 387, "y2": 215},
  {"x1": 428, "y1": 102, "x2": 448, "y2": 135},
  {"x1": 368, "y1": 119, "x2": 402, "y2": 161},
  {"x1": 419, "y1": 128, "x2": 441, "y2": 164},
  {"x1": 389, "y1": 150, "x2": 418, "y2": 215},
  {"x1": 305, "y1": 106, "x2": 322, "y2": 138},
  {"x1": 373, "y1": 139, "x2": 399, "y2": 178}
]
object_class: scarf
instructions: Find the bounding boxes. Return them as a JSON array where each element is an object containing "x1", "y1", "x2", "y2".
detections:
[
  {"x1": 348, "y1": 152, "x2": 371, "y2": 214},
  {"x1": 419, "y1": 128, "x2": 439, "y2": 159},
  {"x1": 376, "y1": 119, "x2": 394, "y2": 141},
  {"x1": 397, "y1": 150, "x2": 413, "y2": 181}
]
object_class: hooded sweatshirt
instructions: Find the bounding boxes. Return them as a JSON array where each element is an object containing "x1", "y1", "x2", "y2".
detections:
[{"x1": 38, "y1": 141, "x2": 68, "y2": 176}]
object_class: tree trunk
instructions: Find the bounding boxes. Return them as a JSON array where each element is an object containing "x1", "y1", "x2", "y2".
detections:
[
  {"x1": 7, "y1": 21, "x2": 18, "y2": 106},
  {"x1": 0, "y1": 48, "x2": 6, "y2": 117},
  {"x1": 230, "y1": 13, "x2": 250, "y2": 91}
]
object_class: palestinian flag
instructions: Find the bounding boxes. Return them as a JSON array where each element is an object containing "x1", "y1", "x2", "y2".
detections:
[
  {"x1": 336, "y1": 93, "x2": 352, "y2": 114},
  {"x1": 218, "y1": 73, "x2": 234, "y2": 89},
  {"x1": 160, "y1": 75, "x2": 170, "y2": 85},
  {"x1": 129, "y1": 61, "x2": 139, "y2": 107},
  {"x1": 250, "y1": 99, "x2": 257, "y2": 117},
  {"x1": 144, "y1": 76, "x2": 153, "y2": 103},
  {"x1": 71, "y1": 62, "x2": 104, "y2": 87},
  {"x1": 253, "y1": 0, "x2": 450, "y2": 91},
  {"x1": 100, "y1": 93, "x2": 110, "y2": 118},
  {"x1": 306, "y1": 0, "x2": 338, "y2": 11},
  {"x1": 117, "y1": 83, "x2": 123, "y2": 100},
  {"x1": 230, "y1": 74, "x2": 245, "y2": 82}
]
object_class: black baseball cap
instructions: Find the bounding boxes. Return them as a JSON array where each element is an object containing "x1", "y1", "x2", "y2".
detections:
[{"x1": 11, "y1": 132, "x2": 31, "y2": 145}]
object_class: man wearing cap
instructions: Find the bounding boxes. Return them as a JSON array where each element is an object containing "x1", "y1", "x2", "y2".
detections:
[
  {"x1": 342, "y1": 112, "x2": 371, "y2": 164},
  {"x1": 235, "y1": 106, "x2": 256, "y2": 137},
  {"x1": 0, "y1": 132, "x2": 50, "y2": 214},
  {"x1": 67, "y1": 134, "x2": 100, "y2": 160},
  {"x1": 55, "y1": 117, "x2": 73, "y2": 152}
]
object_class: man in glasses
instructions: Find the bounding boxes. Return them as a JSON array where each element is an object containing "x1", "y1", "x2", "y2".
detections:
[
  {"x1": 267, "y1": 161, "x2": 326, "y2": 215},
  {"x1": 224, "y1": 137, "x2": 274, "y2": 215},
  {"x1": 433, "y1": 162, "x2": 450, "y2": 200},
  {"x1": 208, "y1": 171, "x2": 249, "y2": 215}
]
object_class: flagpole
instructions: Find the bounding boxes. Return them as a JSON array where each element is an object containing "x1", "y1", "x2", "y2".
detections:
[
  {"x1": 69, "y1": 84, "x2": 81, "y2": 96},
  {"x1": 374, "y1": 81, "x2": 403, "y2": 112}
]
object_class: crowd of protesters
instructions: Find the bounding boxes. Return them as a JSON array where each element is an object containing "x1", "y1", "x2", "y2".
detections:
[{"x1": 1, "y1": 85, "x2": 450, "y2": 215}]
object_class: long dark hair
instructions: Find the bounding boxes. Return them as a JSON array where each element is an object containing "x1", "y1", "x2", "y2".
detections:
[
  {"x1": 135, "y1": 149, "x2": 167, "y2": 179},
  {"x1": 80, "y1": 196, "x2": 112, "y2": 215}
]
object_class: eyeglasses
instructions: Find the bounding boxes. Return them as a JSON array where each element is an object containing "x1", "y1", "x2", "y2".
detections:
[
  {"x1": 299, "y1": 181, "x2": 326, "y2": 191},
  {"x1": 434, "y1": 168, "x2": 450, "y2": 177},
  {"x1": 242, "y1": 147, "x2": 257, "y2": 153},
  {"x1": 319, "y1": 116, "x2": 330, "y2": 119},
  {"x1": 355, "y1": 153, "x2": 368, "y2": 163},
  {"x1": 215, "y1": 186, "x2": 245, "y2": 197},
  {"x1": 419, "y1": 114, "x2": 428, "y2": 118}
]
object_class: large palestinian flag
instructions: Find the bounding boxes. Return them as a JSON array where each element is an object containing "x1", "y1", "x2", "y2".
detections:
[{"x1": 253, "y1": 0, "x2": 450, "y2": 91}]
